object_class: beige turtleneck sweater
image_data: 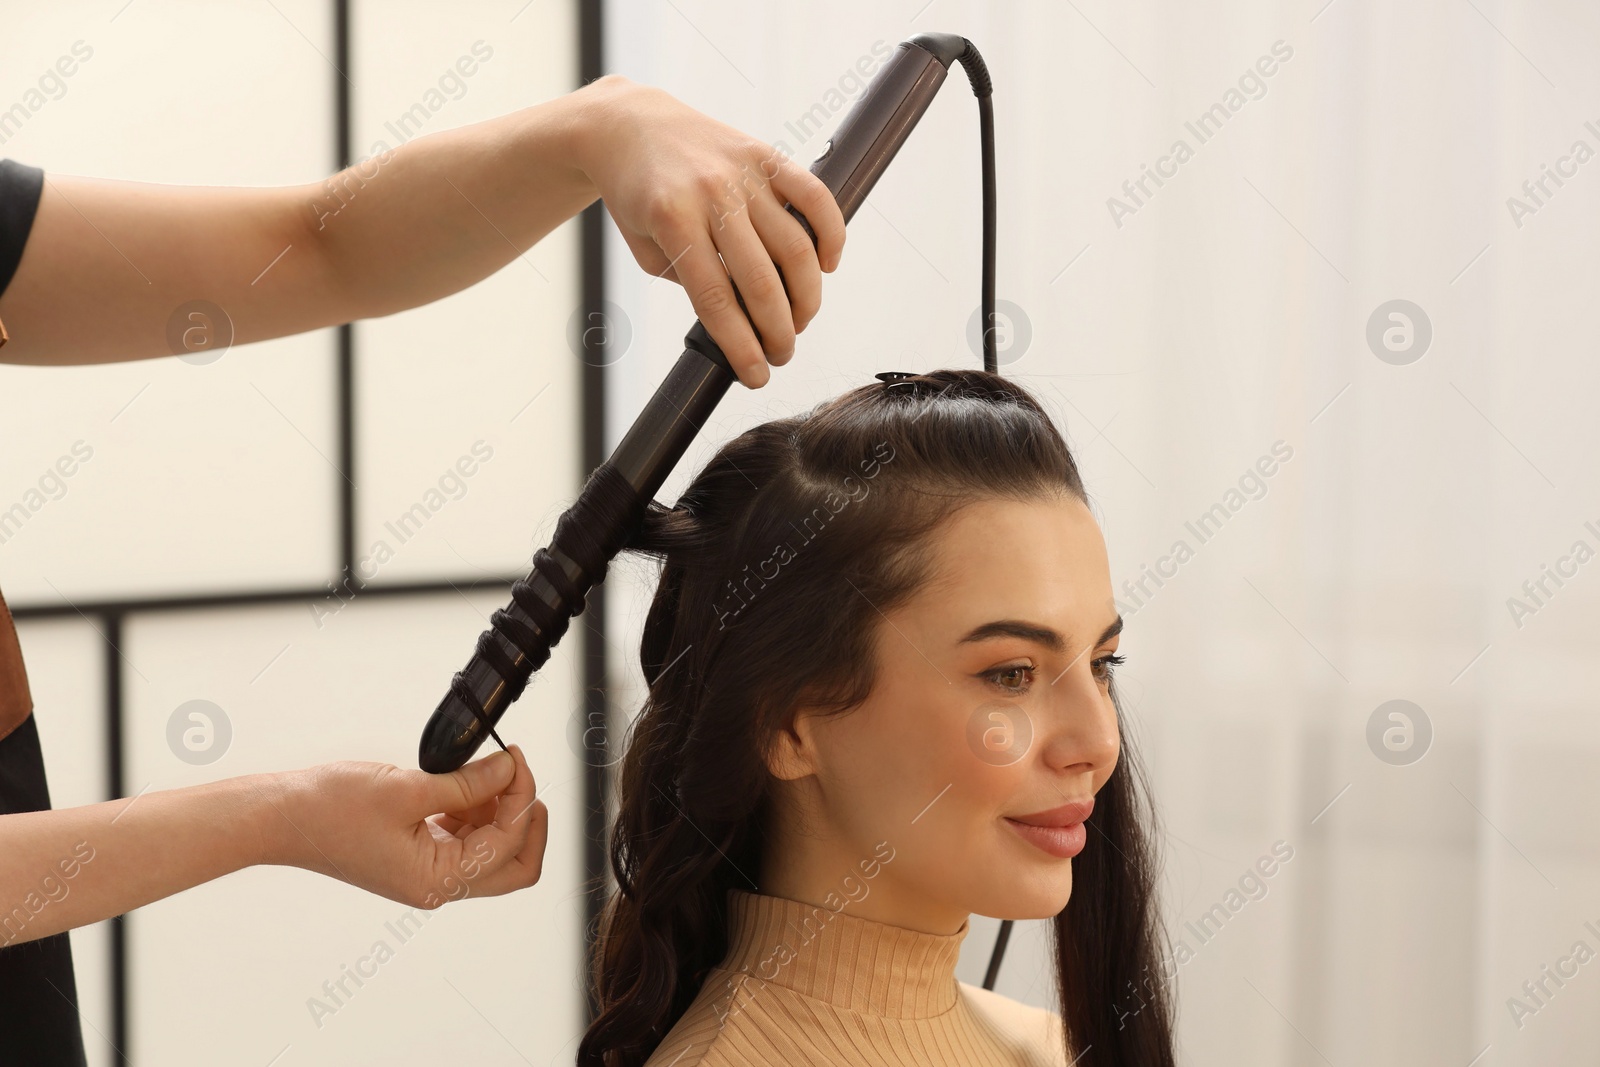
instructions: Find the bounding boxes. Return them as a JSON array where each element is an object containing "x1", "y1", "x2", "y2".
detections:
[{"x1": 642, "y1": 890, "x2": 1069, "y2": 1066}]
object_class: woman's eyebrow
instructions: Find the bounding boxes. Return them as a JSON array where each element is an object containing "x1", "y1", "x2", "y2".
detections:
[{"x1": 958, "y1": 615, "x2": 1123, "y2": 651}]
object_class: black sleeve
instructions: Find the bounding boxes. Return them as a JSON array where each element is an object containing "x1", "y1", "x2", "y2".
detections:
[
  {"x1": 0, "y1": 716, "x2": 88, "y2": 1067},
  {"x1": 0, "y1": 159, "x2": 46, "y2": 299}
]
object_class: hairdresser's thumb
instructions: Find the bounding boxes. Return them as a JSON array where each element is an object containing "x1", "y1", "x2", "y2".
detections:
[{"x1": 427, "y1": 749, "x2": 515, "y2": 815}]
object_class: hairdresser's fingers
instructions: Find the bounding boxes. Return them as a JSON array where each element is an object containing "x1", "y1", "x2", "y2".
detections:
[
  {"x1": 661, "y1": 218, "x2": 768, "y2": 387},
  {"x1": 440, "y1": 793, "x2": 499, "y2": 834},
  {"x1": 489, "y1": 745, "x2": 538, "y2": 843},
  {"x1": 423, "y1": 748, "x2": 515, "y2": 820},
  {"x1": 422, "y1": 815, "x2": 480, "y2": 857},
  {"x1": 482, "y1": 795, "x2": 548, "y2": 894},
  {"x1": 767, "y1": 149, "x2": 846, "y2": 274},
  {"x1": 712, "y1": 203, "x2": 795, "y2": 367},
  {"x1": 748, "y1": 191, "x2": 823, "y2": 338},
  {"x1": 428, "y1": 813, "x2": 479, "y2": 840},
  {"x1": 456, "y1": 747, "x2": 536, "y2": 865},
  {"x1": 462, "y1": 747, "x2": 547, "y2": 892}
]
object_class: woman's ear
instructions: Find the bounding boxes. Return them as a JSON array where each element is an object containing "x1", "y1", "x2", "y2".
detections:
[{"x1": 764, "y1": 705, "x2": 822, "y2": 782}]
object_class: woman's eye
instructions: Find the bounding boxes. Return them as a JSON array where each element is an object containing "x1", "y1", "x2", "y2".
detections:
[
  {"x1": 1092, "y1": 653, "x2": 1126, "y2": 683},
  {"x1": 984, "y1": 665, "x2": 1034, "y2": 693}
]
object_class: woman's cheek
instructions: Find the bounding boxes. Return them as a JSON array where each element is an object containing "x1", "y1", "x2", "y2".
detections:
[
  {"x1": 822, "y1": 709, "x2": 931, "y2": 818},
  {"x1": 957, "y1": 759, "x2": 1031, "y2": 833}
]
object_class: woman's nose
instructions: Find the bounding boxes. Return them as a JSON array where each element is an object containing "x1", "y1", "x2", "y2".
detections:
[{"x1": 1036, "y1": 662, "x2": 1120, "y2": 774}]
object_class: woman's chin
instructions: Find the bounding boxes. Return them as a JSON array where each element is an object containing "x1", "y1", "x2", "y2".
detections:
[{"x1": 968, "y1": 861, "x2": 1074, "y2": 921}]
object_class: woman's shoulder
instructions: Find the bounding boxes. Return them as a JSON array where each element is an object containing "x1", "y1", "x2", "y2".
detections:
[
  {"x1": 639, "y1": 968, "x2": 767, "y2": 1067},
  {"x1": 957, "y1": 982, "x2": 1072, "y2": 1066}
]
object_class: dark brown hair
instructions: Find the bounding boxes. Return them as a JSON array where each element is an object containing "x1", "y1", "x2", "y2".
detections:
[{"x1": 578, "y1": 368, "x2": 1176, "y2": 1066}]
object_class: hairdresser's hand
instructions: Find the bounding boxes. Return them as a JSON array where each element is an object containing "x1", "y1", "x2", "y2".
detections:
[
  {"x1": 570, "y1": 75, "x2": 848, "y2": 388},
  {"x1": 270, "y1": 745, "x2": 547, "y2": 909}
]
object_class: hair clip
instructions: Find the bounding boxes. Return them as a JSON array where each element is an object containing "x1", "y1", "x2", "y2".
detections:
[{"x1": 875, "y1": 370, "x2": 930, "y2": 394}]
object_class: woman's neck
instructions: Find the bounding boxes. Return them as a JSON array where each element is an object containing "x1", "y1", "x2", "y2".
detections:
[{"x1": 758, "y1": 822, "x2": 969, "y2": 936}]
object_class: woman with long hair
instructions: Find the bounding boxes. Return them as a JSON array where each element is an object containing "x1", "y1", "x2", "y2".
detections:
[{"x1": 578, "y1": 369, "x2": 1177, "y2": 1066}]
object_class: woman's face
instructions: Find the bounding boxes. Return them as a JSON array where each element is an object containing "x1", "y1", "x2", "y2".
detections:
[{"x1": 766, "y1": 493, "x2": 1122, "y2": 932}]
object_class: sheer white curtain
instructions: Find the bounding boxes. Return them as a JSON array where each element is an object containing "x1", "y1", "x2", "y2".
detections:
[{"x1": 605, "y1": 1, "x2": 1600, "y2": 1063}]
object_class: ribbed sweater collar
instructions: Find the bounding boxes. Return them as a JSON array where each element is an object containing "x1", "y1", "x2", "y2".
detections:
[{"x1": 718, "y1": 889, "x2": 969, "y2": 1020}]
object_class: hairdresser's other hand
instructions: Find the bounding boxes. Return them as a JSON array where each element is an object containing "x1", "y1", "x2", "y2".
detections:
[
  {"x1": 270, "y1": 745, "x2": 547, "y2": 909},
  {"x1": 570, "y1": 75, "x2": 847, "y2": 388}
]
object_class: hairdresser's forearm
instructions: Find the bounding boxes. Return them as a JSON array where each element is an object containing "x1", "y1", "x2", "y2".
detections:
[
  {"x1": 0, "y1": 773, "x2": 293, "y2": 946},
  {"x1": 306, "y1": 82, "x2": 607, "y2": 320},
  {"x1": 0, "y1": 82, "x2": 606, "y2": 366}
]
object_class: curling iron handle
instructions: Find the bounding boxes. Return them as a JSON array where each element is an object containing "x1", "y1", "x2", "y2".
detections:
[
  {"x1": 800, "y1": 39, "x2": 951, "y2": 224},
  {"x1": 699, "y1": 36, "x2": 957, "y2": 371}
]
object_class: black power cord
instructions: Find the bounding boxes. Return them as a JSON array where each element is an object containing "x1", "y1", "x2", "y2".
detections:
[
  {"x1": 945, "y1": 39, "x2": 1015, "y2": 991},
  {"x1": 955, "y1": 41, "x2": 998, "y2": 376}
]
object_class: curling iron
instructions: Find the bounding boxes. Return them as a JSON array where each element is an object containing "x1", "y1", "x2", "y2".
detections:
[
  {"x1": 417, "y1": 32, "x2": 995, "y2": 775},
  {"x1": 416, "y1": 25, "x2": 1013, "y2": 996}
]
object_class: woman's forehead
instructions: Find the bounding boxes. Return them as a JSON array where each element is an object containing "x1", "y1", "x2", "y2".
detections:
[{"x1": 897, "y1": 497, "x2": 1113, "y2": 635}]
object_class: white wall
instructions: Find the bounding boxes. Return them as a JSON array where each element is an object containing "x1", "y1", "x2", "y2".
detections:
[
  {"x1": 603, "y1": 1, "x2": 1600, "y2": 1063},
  {"x1": 1, "y1": 1, "x2": 587, "y2": 1063},
  {"x1": 0, "y1": 0, "x2": 338, "y2": 602}
]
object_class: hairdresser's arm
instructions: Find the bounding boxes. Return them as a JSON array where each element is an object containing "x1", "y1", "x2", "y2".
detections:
[
  {"x1": 0, "y1": 75, "x2": 846, "y2": 387},
  {"x1": 0, "y1": 745, "x2": 546, "y2": 948}
]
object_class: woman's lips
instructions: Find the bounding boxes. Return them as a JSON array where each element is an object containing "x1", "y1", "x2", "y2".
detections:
[
  {"x1": 1002, "y1": 798, "x2": 1093, "y2": 859},
  {"x1": 1003, "y1": 818, "x2": 1087, "y2": 859}
]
